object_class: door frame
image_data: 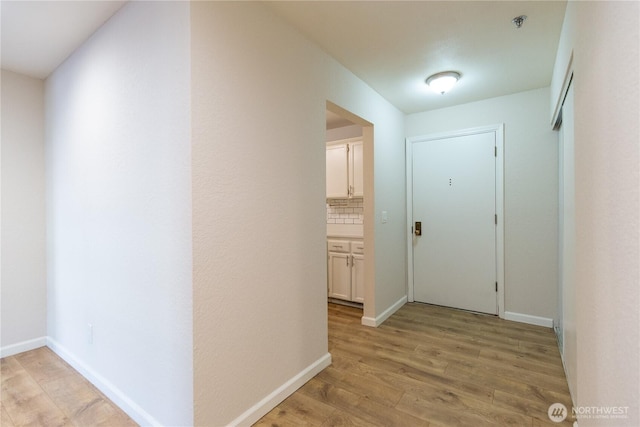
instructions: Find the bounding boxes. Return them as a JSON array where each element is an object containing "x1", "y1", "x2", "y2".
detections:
[
  {"x1": 406, "y1": 124, "x2": 505, "y2": 319},
  {"x1": 326, "y1": 101, "x2": 375, "y2": 325}
]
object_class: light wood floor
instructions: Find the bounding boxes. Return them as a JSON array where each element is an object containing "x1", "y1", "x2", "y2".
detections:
[
  {"x1": 256, "y1": 302, "x2": 573, "y2": 426},
  {"x1": 2, "y1": 304, "x2": 573, "y2": 427},
  {"x1": 1, "y1": 346, "x2": 137, "y2": 426}
]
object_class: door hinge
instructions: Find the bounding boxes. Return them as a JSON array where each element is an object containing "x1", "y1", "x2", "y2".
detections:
[
  {"x1": 495, "y1": 214, "x2": 497, "y2": 225},
  {"x1": 494, "y1": 146, "x2": 497, "y2": 157},
  {"x1": 495, "y1": 282, "x2": 498, "y2": 292}
]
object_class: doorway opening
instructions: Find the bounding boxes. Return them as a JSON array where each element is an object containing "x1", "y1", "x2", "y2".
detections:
[{"x1": 325, "y1": 101, "x2": 374, "y2": 326}]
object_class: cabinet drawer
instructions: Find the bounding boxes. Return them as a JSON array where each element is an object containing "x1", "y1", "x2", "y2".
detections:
[
  {"x1": 351, "y1": 241, "x2": 364, "y2": 254},
  {"x1": 327, "y1": 240, "x2": 350, "y2": 253}
]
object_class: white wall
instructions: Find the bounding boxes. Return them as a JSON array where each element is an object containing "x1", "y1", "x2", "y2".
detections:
[
  {"x1": 191, "y1": 3, "x2": 330, "y2": 424},
  {"x1": 191, "y1": 2, "x2": 406, "y2": 425},
  {"x1": 549, "y1": 2, "x2": 572, "y2": 125},
  {"x1": 1, "y1": 70, "x2": 46, "y2": 355},
  {"x1": 326, "y1": 58, "x2": 408, "y2": 321},
  {"x1": 44, "y1": 2, "x2": 192, "y2": 425},
  {"x1": 566, "y1": 2, "x2": 638, "y2": 425},
  {"x1": 406, "y1": 87, "x2": 559, "y2": 321}
]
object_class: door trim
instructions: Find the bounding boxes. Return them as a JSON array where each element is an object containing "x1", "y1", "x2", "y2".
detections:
[
  {"x1": 326, "y1": 101, "x2": 375, "y2": 326},
  {"x1": 406, "y1": 124, "x2": 505, "y2": 318}
]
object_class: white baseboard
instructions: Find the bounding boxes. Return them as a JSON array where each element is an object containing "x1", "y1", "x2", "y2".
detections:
[
  {"x1": 0, "y1": 337, "x2": 47, "y2": 358},
  {"x1": 361, "y1": 295, "x2": 407, "y2": 327},
  {"x1": 229, "y1": 352, "x2": 332, "y2": 427},
  {"x1": 504, "y1": 311, "x2": 553, "y2": 328},
  {"x1": 46, "y1": 337, "x2": 162, "y2": 427}
]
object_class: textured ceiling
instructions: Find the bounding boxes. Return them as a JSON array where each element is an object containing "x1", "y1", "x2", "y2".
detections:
[
  {"x1": 1, "y1": 1, "x2": 126, "y2": 79},
  {"x1": 267, "y1": 1, "x2": 567, "y2": 113},
  {"x1": 326, "y1": 110, "x2": 357, "y2": 129},
  {"x1": 1, "y1": 1, "x2": 566, "y2": 115}
]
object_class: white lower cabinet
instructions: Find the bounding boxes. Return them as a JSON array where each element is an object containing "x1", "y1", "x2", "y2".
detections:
[
  {"x1": 327, "y1": 238, "x2": 364, "y2": 303},
  {"x1": 351, "y1": 254, "x2": 364, "y2": 303},
  {"x1": 328, "y1": 252, "x2": 351, "y2": 300}
]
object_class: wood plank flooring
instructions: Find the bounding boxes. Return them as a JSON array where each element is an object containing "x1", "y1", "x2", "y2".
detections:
[
  {"x1": 256, "y1": 303, "x2": 573, "y2": 426},
  {"x1": 1, "y1": 346, "x2": 137, "y2": 427},
  {"x1": 2, "y1": 304, "x2": 573, "y2": 426}
]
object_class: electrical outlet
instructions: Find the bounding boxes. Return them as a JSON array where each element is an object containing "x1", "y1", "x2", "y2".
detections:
[{"x1": 88, "y1": 323, "x2": 93, "y2": 344}]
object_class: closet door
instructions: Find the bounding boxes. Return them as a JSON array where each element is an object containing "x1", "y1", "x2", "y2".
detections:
[{"x1": 559, "y1": 81, "x2": 576, "y2": 399}]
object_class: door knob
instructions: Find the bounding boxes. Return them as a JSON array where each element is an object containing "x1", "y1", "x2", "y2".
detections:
[{"x1": 415, "y1": 221, "x2": 422, "y2": 236}]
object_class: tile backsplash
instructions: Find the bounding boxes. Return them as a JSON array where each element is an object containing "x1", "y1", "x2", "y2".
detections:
[{"x1": 327, "y1": 198, "x2": 364, "y2": 224}]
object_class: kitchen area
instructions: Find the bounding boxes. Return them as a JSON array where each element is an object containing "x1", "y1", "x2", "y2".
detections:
[{"x1": 326, "y1": 110, "x2": 365, "y2": 307}]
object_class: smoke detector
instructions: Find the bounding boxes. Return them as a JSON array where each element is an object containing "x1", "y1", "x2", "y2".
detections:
[{"x1": 512, "y1": 15, "x2": 527, "y2": 29}]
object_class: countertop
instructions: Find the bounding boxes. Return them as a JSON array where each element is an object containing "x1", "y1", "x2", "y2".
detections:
[{"x1": 327, "y1": 224, "x2": 363, "y2": 239}]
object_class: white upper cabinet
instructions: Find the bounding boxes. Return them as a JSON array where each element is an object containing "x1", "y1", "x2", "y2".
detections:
[
  {"x1": 349, "y1": 141, "x2": 363, "y2": 198},
  {"x1": 326, "y1": 137, "x2": 363, "y2": 199},
  {"x1": 326, "y1": 144, "x2": 349, "y2": 198}
]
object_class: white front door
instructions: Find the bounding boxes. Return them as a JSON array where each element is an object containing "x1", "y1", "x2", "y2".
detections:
[{"x1": 411, "y1": 130, "x2": 498, "y2": 314}]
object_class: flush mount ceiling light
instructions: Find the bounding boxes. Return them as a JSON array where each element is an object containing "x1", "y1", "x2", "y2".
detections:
[{"x1": 425, "y1": 71, "x2": 461, "y2": 95}]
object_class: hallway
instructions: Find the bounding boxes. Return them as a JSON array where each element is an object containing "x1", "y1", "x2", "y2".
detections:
[{"x1": 257, "y1": 303, "x2": 572, "y2": 426}]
